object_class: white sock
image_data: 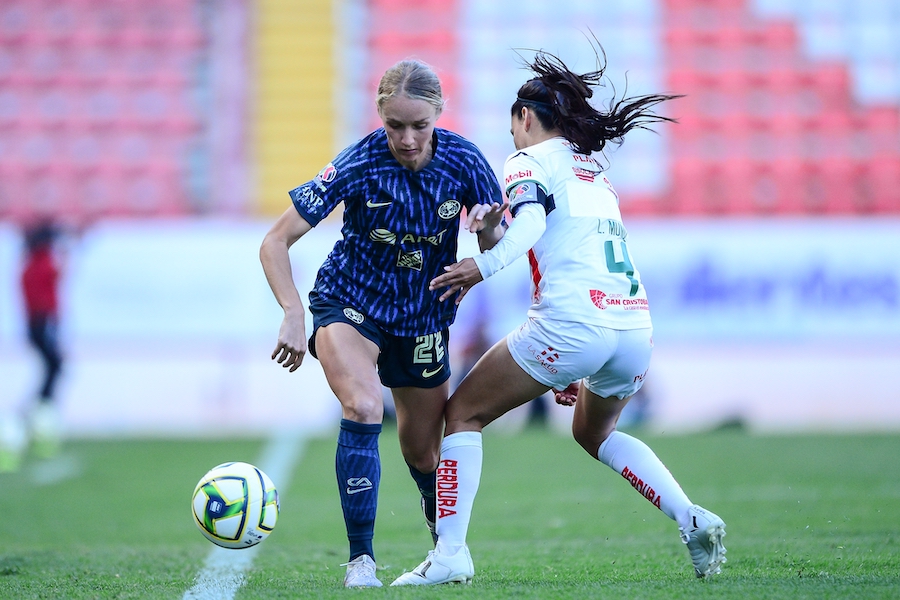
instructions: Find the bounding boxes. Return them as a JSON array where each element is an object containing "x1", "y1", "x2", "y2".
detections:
[
  {"x1": 434, "y1": 431, "x2": 483, "y2": 551},
  {"x1": 598, "y1": 430, "x2": 692, "y2": 526}
]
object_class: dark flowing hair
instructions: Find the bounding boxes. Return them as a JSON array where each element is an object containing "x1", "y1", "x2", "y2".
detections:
[{"x1": 512, "y1": 42, "x2": 681, "y2": 155}]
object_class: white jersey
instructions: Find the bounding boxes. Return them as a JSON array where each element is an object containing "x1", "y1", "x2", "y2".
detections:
[{"x1": 502, "y1": 137, "x2": 651, "y2": 330}]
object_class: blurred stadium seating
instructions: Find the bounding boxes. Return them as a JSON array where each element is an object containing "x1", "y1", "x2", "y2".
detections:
[
  {"x1": 2, "y1": 0, "x2": 899, "y2": 223},
  {"x1": 655, "y1": 0, "x2": 900, "y2": 215},
  {"x1": 0, "y1": 0, "x2": 206, "y2": 222}
]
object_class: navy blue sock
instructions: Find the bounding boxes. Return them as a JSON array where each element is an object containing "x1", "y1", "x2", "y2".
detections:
[
  {"x1": 407, "y1": 463, "x2": 437, "y2": 543},
  {"x1": 336, "y1": 419, "x2": 382, "y2": 561}
]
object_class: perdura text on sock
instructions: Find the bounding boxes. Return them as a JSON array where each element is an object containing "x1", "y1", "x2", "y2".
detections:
[
  {"x1": 437, "y1": 459, "x2": 458, "y2": 518},
  {"x1": 621, "y1": 465, "x2": 663, "y2": 509}
]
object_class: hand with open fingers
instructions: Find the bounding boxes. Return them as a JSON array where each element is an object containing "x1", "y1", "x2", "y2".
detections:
[
  {"x1": 429, "y1": 257, "x2": 483, "y2": 304},
  {"x1": 553, "y1": 382, "x2": 580, "y2": 406},
  {"x1": 466, "y1": 201, "x2": 508, "y2": 233},
  {"x1": 271, "y1": 317, "x2": 307, "y2": 372}
]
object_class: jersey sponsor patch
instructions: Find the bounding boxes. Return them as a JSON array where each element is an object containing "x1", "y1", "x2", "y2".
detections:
[
  {"x1": 505, "y1": 169, "x2": 532, "y2": 185},
  {"x1": 525, "y1": 343, "x2": 559, "y2": 375},
  {"x1": 316, "y1": 163, "x2": 337, "y2": 183},
  {"x1": 291, "y1": 185, "x2": 324, "y2": 211},
  {"x1": 397, "y1": 249, "x2": 423, "y2": 271},
  {"x1": 572, "y1": 167, "x2": 598, "y2": 182}
]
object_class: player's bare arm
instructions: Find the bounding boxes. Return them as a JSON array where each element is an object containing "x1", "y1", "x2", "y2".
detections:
[{"x1": 260, "y1": 207, "x2": 314, "y2": 371}]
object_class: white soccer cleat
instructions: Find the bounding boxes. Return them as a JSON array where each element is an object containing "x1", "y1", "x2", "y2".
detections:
[
  {"x1": 342, "y1": 554, "x2": 383, "y2": 588},
  {"x1": 391, "y1": 543, "x2": 474, "y2": 586},
  {"x1": 679, "y1": 504, "x2": 727, "y2": 578}
]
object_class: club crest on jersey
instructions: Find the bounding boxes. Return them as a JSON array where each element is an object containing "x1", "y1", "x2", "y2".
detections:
[
  {"x1": 343, "y1": 308, "x2": 365, "y2": 324},
  {"x1": 370, "y1": 229, "x2": 397, "y2": 245},
  {"x1": 437, "y1": 199, "x2": 461, "y2": 220},
  {"x1": 397, "y1": 249, "x2": 423, "y2": 271}
]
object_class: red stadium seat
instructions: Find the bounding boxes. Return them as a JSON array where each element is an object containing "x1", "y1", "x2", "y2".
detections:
[
  {"x1": 800, "y1": 63, "x2": 852, "y2": 113},
  {"x1": 860, "y1": 157, "x2": 900, "y2": 213},
  {"x1": 858, "y1": 106, "x2": 900, "y2": 160}
]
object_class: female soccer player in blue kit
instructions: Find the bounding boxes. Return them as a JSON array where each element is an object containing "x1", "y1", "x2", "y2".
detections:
[
  {"x1": 393, "y1": 46, "x2": 727, "y2": 586},
  {"x1": 259, "y1": 60, "x2": 507, "y2": 587}
]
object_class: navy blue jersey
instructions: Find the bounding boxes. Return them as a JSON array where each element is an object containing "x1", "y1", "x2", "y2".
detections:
[{"x1": 289, "y1": 127, "x2": 503, "y2": 337}]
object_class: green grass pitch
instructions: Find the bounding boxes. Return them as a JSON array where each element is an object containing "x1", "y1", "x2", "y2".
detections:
[{"x1": 0, "y1": 427, "x2": 898, "y2": 599}]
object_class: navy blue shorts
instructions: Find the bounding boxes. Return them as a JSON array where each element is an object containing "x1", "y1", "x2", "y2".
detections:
[{"x1": 307, "y1": 292, "x2": 452, "y2": 389}]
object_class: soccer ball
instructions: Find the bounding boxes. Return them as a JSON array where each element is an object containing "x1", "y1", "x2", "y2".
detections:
[{"x1": 191, "y1": 461, "x2": 279, "y2": 549}]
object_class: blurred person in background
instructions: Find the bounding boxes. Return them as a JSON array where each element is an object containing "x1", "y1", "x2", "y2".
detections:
[
  {"x1": 1, "y1": 220, "x2": 65, "y2": 472},
  {"x1": 393, "y1": 44, "x2": 726, "y2": 586},
  {"x1": 259, "y1": 59, "x2": 507, "y2": 587}
]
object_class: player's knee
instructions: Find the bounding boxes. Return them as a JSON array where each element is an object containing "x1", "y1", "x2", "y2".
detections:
[
  {"x1": 571, "y1": 419, "x2": 611, "y2": 460},
  {"x1": 340, "y1": 395, "x2": 384, "y2": 424},
  {"x1": 404, "y1": 450, "x2": 439, "y2": 474},
  {"x1": 571, "y1": 421, "x2": 596, "y2": 457}
]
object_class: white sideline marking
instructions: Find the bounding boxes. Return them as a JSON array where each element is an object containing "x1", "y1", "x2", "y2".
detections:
[{"x1": 183, "y1": 430, "x2": 306, "y2": 600}]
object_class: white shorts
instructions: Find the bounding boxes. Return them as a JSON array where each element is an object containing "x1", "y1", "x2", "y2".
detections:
[{"x1": 506, "y1": 317, "x2": 652, "y2": 400}]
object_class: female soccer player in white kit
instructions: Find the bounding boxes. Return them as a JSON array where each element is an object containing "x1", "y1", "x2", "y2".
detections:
[{"x1": 392, "y1": 46, "x2": 726, "y2": 585}]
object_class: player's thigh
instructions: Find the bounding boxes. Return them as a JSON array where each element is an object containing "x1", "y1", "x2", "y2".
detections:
[
  {"x1": 445, "y1": 338, "x2": 550, "y2": 433},
  {"x1": 314, "y1": 322, "x2": 383, "y2": 420},
  {"x1": 575, "y1": 327, "x2": 653, "y2": 447},
  {"x1": 392, "y1": 382, "x2": 449, "y2": 470}
]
